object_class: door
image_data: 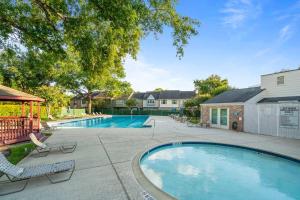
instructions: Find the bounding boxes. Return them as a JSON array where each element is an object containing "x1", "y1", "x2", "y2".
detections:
[
  {"x1": 211, "y1": 108, "x2": 218, "y2": 127},
  {"x1": 210, "y1": 108, "x2": 229, "y2": 129},
  {"x1": 220, "y1": 108, "x2": 228, "y2": 128}
]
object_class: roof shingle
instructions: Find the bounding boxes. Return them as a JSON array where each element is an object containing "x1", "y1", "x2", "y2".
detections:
[
  {"x1": 0, "y1": 85, "x2": 44, "y2": 102},
  {"x1": 203, "y1": 87, "x2": 263, "y2": 104}
]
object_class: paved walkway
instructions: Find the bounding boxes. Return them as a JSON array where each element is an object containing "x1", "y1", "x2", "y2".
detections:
[{"x1": 2, "y1": 116, "x2": 300, "y2": 200}]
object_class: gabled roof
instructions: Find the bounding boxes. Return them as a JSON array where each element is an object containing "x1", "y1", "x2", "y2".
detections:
[
  {"x1": 72, "y1": 91, "x2": 111, "y2": 100},
  {"x1": 258, "y1": 96, "x2": 300, "y2": 103},
  {"x1": 131, "y1": 90, "x2": 195, "y2": 100},
  {"x1": 203, "y1": 87, "x2": 263, "y2": 104},
  {"x1": 180, "y1": 91, "x2": 196, "y2": 99},
  {"x1": 143, "y1": 92, "x2": 160, "y2": 99},
  {"x1": 0, "y1": 85, "x2": 44, "y2": 102},
  {"x1": 132, "y1": 92, "x2": 145, "y2": 99},
  {"x1": 159, "y1": 90, "x2": 181, "y2": 99}
]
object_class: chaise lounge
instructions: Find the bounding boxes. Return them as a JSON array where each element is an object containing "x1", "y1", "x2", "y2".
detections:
[
  {"x1": 0, "y1": 153, "x2": 75, "y2": 196},
  {"x1": 29, "y1": 133, "x2": 77, "y2": 156}
]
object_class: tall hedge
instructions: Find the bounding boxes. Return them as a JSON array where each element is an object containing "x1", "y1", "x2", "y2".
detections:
[{"x1": 0, "y1": 104, "x2": 60, "y2": 119}]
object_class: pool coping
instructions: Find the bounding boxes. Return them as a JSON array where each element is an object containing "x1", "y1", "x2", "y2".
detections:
[{"x1": 132, "y1": 141, "x2": 300, "y2": 200}]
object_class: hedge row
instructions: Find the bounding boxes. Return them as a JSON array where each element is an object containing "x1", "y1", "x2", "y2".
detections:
[{"x1": 0, "y1": 104, "x2": 60, "y2": 119}]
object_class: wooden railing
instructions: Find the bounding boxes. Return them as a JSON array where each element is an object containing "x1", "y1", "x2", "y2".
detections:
[{"x1": 0, "y1": 117, "x2": 40, "y2": 146}]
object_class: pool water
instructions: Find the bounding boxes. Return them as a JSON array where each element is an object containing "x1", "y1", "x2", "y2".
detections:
[
  {"x1": 140, "y1": 143, "x2": 300, "y2": 200},
  {"x1": 58, "y1": 115, "x2": 149, "y2": 128}
]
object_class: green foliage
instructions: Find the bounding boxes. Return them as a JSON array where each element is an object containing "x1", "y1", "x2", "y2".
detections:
[
  {"x1": 184, "y1": 94, "x2": 211, "y2": 108},
  {"x1": 7, "y1": 143, "x2": 35, "y2": 164},
  {"x1": 60, "y1": 107, "x2": 86, "y2": 117},
  {"x1": 210, "y1": 85, "x2": 229, "y2": 96},
  {"x1": 0, "y1": 0, "x2": 199, "y2": 114},
  {"x1": 0, "y1": 0, "x2": 199, "y2": 63},
  {"x1": 35, "y1": 85, "x2": 70, "y2": 116},
  {"x1": 36, "y1": 85, "x2": 69, "y2": 107},
  {"x1": 92, "y1": 99, "x2": 112, "y2": 110},
  {"x1": 0, "y1": 49, "x2": 57, "y2": 92},
  {"x1": 0, "y1": 104, "x2": 60, "y2": 119},
  {"x1": 126, "y1": 98, "x2": 138, "y2": 109},
  {"x1": 194, "y1": 75, "x2": 229, "y2": 96},
  {"x1": 154, "y1": 88, "x2": 164, "y2": 92}
]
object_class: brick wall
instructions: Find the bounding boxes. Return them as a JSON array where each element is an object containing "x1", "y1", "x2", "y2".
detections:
[{"x1": 201, "y1": 104, "x2": 244, "y2": 132}]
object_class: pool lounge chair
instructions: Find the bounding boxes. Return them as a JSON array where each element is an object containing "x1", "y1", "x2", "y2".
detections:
[
  {"x1": 41, "y1": 121, "x2": 57, "y2": 132},
  {"x1": 0, "y1": 152, "x2": 75, "y2": 196},
  {"x1": 29, "y1": 133, "x2": 77, "y2": 156}
]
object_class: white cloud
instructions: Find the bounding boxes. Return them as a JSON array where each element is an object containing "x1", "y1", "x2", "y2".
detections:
[
  {"x1": 254, "y1": 48, "x2": 271, "y2": 58},
  {"x1": 148, "y1": 148, "x2": 184, "y2": 161},
  {"x1": 124, "y1": 56, "x2": 193, "y2": 91},
  {"x1": 141, "y1": 165, "x2": 163, "y2": 189},
  {"x1": 279, "y1": 25, "x2": 292, "y2": 41},
  {"x1": 177, "y1": 165, "x2": 200, "y2": 177},
  {"x1": 221, "y1": 0, "x2": 262, "y2": 29}
]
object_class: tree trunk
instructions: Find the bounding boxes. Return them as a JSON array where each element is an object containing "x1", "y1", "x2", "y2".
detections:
[
  {"x1": 87, "y1": 93, "x2": 92, "y2": 114},
  {"x1": 46, "y1": 104, "x2": 51, "y2": 117}
]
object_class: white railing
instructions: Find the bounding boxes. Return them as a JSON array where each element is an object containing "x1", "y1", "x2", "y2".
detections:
[{"x1": 149, "y1": 119, "x2": 156, "y2": 138}]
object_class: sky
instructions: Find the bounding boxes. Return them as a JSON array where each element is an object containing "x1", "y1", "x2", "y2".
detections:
[{"x1": 124, "y1": 0, "x2": 300, "y2": 92}]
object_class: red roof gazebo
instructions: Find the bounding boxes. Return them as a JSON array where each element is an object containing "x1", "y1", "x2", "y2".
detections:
[{"x1": 0, "y1": 85, "x2": 45, "y2": 146}]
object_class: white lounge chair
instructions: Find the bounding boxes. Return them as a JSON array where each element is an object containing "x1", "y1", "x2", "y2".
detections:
[
  {"x1": 29, "y1": 133, "x2": 77, "y2": 156},
  {"x1": 0, "y1": 152, "x2": 75, "y2": 196}
]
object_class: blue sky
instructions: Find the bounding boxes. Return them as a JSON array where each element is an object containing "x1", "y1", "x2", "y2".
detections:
[{"x1": 124, "y1": 0, "x2": 300, "y2": 92}]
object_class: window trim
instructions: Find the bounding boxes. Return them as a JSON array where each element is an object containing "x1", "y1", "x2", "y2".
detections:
[
  {"x1": 147, "y1": 99, "x2": 155, "y2": 104},
  {"x1": 277, "y1": 76, "x2": 284, "y2": 85},
  {"x1": 161, "y1": 99, "x2": 167, "y2": 104}
]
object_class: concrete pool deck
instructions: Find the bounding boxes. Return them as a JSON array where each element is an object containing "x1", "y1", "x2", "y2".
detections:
[{"x1": 2, "y1": 116, "x2": 300, "y2": 200}]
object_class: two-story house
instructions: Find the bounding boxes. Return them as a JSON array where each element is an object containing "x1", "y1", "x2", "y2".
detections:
[
  {"x1": 201, "y1": 68, "x2": 300, "y2": 139},
  {"x1": 131, "y1": 90, "x2": 195, "y2": 110}
]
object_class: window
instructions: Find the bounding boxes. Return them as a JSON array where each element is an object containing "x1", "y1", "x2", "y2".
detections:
[
  {"x1": 81, "y1": 99, "x2": 87, "y2": 105},
  {"x1": 172, "y1": 100, "x2": 177, "y2": 104},
  {"x1": 161, "y1": 99, "x2": 167, "y2": 104},
  {"x1": 116, "y1": 100, "x2": 124, "y2": 105},
  {"x1": 220, "y1": 109, "x2": 228, "y2": 126},
  {"x1": 147, "y1": 99, "x2": 155, "y2": 104},
  {"x1": 211, "y1": 109, "x2": 218, "y2": 125},
  {"x1": 277, "y1": 76, "x2": 284, "y2": 85}
]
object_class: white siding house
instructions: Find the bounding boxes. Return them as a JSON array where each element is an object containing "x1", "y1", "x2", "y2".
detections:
[
  {"x1": 261, "y1": 69, "x2": 300, "y2": 97},
  {"x1": 244, "y1": 69, "x2": 300, "y2": 139},
  {"x1": 134, "y1": 90, "x2": 195, "y2": 110}
]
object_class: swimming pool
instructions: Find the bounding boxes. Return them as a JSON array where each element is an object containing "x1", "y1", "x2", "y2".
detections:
[
  {"x1": 58, "y1": 115, "x2": 149, "y2": 128},
  {"x1": 140, "y1": 142, "x2": 300, "y2": 200}
]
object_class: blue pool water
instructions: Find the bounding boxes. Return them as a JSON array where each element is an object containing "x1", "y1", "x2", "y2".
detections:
[
  {"x1": 58, "y1": 115, "x2": 149, "y2": 128},
  {"x1": 140, "y1": 143, "x2": 300, "y2": 200}
]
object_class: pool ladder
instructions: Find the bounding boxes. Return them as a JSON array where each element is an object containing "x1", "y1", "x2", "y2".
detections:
[{"x1": 149, "y1": 119, "x2": 156, "y2": 138}]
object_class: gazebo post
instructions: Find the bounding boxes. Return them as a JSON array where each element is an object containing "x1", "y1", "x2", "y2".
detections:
[
  {"x1": 29, "y1": 101, "x2": 33, "y2": 132},
  {"x1": 21, "y1": 101, "x2": 25, "y2": 117},
  {"x1": 37, "y1": 102, "x2": 40, "y2": 130}
]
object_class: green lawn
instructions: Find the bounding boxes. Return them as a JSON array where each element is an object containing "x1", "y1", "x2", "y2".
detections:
[{"x1": 7, "y1": 143, "x2": 36, "y2": 164}]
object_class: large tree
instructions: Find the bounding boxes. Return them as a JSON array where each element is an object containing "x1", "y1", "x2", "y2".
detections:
[
  {"x1": 1, "y1": 1, "x2": 199, "y2": 113},
  {"x1": 194, "y1": 75, "x2": 229, "y2": 96},
  {"x1": 1, "y1": 0, "x2": 199, "y2": 69}
]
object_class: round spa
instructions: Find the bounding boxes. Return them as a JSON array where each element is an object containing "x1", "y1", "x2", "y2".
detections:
[{"x1": 139, "y1": 142, "x2": 300, "y2": 200}]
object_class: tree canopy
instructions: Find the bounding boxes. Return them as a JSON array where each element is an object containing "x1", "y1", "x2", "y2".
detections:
[
  {"x1": 194, "y1": 75, "x2": 229, "y2": 96},
  {"x1": 1, "y1": 0, "x2": 199, "y2": 65},
  {"x1": 184, "y1": 75, "x2": 230, "y2": 110},
  {"x1": 0, "y1": 0, "x2": 199, "y2": 114},
  {"x1": 154, "y1": 88, "x2": 164, "y2": 92}
]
